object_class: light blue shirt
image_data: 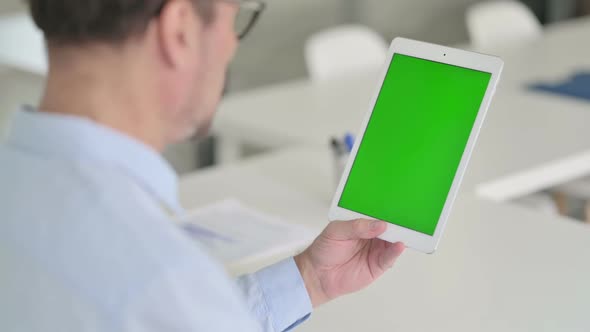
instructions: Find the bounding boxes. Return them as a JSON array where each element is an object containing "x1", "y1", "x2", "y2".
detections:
[{"x1": 0, "y1": 108, "x2": 312, "y2": 332}]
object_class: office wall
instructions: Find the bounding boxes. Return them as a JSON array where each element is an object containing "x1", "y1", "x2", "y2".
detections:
[
  {"x1": 0, "y1": 68, "x2": 44, "y2": 139},
  {"x1": 0, "y1": 0, "x2": 24, "y2": 13}
]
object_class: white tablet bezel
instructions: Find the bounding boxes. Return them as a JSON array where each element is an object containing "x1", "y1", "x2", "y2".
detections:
[{"x1": 329, "y1": 37, "x2": 504, "y2": 254}]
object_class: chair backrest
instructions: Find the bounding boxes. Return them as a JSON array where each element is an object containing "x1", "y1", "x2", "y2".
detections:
[
  {"x1": 305, "y1": 25, "x2": 388, "y2": 81},
  {"x1": 466, "y1": 0, "x2": 542, "y2": 52},
  {"x1": 0, "y1": 13, "x2": 47, "y2": 75}
]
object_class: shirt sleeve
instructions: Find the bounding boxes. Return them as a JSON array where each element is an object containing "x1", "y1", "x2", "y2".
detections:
[{"x1": 235, "y1": 258, "x2": 313, "y2": 332}]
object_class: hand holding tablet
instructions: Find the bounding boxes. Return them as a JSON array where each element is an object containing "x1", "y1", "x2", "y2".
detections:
[{"x1": 329, "y1": 38, "x2": 504, "y2": 254}]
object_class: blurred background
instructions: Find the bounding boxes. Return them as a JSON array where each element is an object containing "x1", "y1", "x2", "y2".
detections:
[
  {"x1": 3, "y1": 2, "x2": 590, "y2": 328},
  {"x1": 228, "y1": 0, "x2": 589, "y2": 91},
  {"x1": 1, "y1": 0, "x2": 590, "y2": 172}
]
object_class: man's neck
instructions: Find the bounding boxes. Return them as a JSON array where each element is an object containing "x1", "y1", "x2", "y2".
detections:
[{"x1": 39, "y1": 46, "x2": 166, "y2": 152}]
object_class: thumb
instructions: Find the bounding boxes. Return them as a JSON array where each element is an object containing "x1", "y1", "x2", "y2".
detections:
[
  {"x1": 323, "y1": 219, "x2": 387, "y2": 241},
  {"x1": 378, "y1": 242, "x2": 406, "y2": 270}
]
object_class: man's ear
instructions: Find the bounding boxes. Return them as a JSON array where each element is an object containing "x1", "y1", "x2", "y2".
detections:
[{"x1": 156, "y1": 0, "x2": 201, "y2": 69}]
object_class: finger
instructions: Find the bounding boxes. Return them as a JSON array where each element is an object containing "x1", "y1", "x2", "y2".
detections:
[
  {"x1": 323, "y1": 219, "x2": 388, "y2": 241},
  {"x1": 378, "y1": 242, "x2": 405, "y2": 270}
]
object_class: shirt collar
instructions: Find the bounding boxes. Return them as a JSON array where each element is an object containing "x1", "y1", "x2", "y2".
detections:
[{"x1": 6, "y1": 106, "x2": 184, "y2": 215}]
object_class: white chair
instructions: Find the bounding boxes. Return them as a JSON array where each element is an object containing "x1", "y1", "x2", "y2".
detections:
[
  {"x1": 466, "y1": 0, "x2": 542, "y2": 52},
  {"x1": 305, "y1": 25, "x2": 388, "y2": 82},
  {"x1": 553, "y1": 177, "x2": 590, "y2": 223},
  {"x1": 0, "y1": 13, "x2": 47, "y2": 75}
]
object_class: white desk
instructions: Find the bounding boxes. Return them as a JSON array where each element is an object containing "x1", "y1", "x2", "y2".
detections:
[
  {"x1": 214, "y1": 18, "x2": 590, "y2": 194},
  {"x1": 179, "y1": 146, "x2": 590, "y2": 331}
]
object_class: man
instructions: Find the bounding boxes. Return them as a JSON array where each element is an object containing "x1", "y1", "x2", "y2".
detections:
[{"x1": 0, "y1": 1, "x2": 405, "y2": 331}]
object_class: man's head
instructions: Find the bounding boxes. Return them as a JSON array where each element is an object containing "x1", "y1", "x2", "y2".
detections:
[{"x1": 28, "y1": 0, "x2": 245, "y2": 148}]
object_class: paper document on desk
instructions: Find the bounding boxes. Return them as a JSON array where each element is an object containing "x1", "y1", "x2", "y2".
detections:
[{"x1": 178, "y1": 199, "x2": 316, "y2": 267}]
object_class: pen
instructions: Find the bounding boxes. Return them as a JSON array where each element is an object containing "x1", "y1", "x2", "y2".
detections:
[{"x1": 344, "y1": 133, "x2": 355, "y2": 152}]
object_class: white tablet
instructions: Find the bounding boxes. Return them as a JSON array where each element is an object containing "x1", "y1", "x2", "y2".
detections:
[{"x1": 329, "y1": 37, "x2": 503, "y2": 254}]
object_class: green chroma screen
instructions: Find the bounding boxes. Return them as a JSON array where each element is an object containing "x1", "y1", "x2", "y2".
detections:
[{"x1": 338, "y1": 53, "x2": 492, "y2": 236}]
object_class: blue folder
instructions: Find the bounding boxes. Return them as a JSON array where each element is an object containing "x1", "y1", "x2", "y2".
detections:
[{"x1": 529, "y1": 72, "x2": 590, "y2": 102}]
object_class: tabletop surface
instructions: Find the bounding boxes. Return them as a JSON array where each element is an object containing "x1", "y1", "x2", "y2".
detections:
[{"x1": 179, "y1": 145, "x2": 590, "y2": 332}]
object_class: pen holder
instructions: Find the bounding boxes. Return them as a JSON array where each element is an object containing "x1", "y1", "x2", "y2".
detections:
[{"x1": 331, "y1": 135, "x2": 354, "y2": 192}]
